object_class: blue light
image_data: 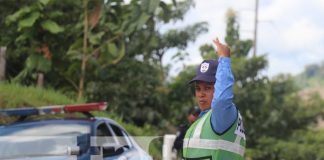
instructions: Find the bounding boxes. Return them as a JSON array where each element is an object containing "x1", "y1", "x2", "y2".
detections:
[{"x1": 0, "y1": 108, "x2": 38, "y2": 117}]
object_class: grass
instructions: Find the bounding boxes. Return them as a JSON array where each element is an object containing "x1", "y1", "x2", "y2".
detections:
[{"x1": 0, "y1": 83, "x2": 81, "y2": 108}]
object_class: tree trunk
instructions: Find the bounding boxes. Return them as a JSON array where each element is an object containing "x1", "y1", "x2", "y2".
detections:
[
  {"x1": 37, "y1": 73, "x2": 44, "y2": 88},
  {"x1": 78, "y1": 0, "x2": 89, "y2": 101},
  {"x1": 0, "y1": 47, "x2": 6, "y2": 81}
]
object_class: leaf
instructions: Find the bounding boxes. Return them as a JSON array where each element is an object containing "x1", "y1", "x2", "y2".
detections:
[
  {"x1": 148, "y1": 0, "x2": 160, "y2": 13},
  {"x1": 39, "y1": 0, "x2": 51, "y2": 6},
  {"x1": 125, "y1": 23, "x2": 137, "y2": 35},
  {"x1": 26, "y1": 54, "x2": 51, "y2": 72},
  {"x1": 111, "y1": 42, "x2": 125, "y2": 64},
  {"x1": 99, "y1": 41, "x2": 125, "y2": 65},
  {"x1": 37, "y1": 57, "x2": 52, "y2": 72},
  {"x1": 136, "y1": 14, "x2": 150, "y2": 29},
  {"x1": 68, "y1": 39, "x2": 83, "y2": 52},
  {"x1": 6, "y1": 6, "x2": 32, "y2": 25},
  {"x1": 106, "y1": 22, "x2": 119, "y2": 32},
  {"x1": 89, "y1": 32, "x2": 105, "y2": 45},
  {"x1": 12, "y1": 69, "x2": 29, "y2": 83},
  {"x1": 41, "y1": 20, "x2": 64, "y2": 33},
  {"x1": 107, "y1": 43, "x2": 118, "y2": 56},
  {"x1": 48, "y1": 11, "x2": 64, "y2": 18},
  {"x1": 26, "y1": 54, "x2": 39, "y2": 70},
  {"x1": 172, "y1": 0, "x2": 177, "y2": 6},
  {"x1": 18, "y1": 12, "x2": 40, "y2": 31},
  {"x1": 15, "y1": 32, "x2": 32, "y2": 43},
  {"x1": 158, "y1": 1, "x2": 171, "y2": 22}
]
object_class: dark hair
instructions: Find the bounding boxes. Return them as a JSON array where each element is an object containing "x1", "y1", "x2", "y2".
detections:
[{"x1": 188, "y1": 106, "x2": 200, "y2": 116}]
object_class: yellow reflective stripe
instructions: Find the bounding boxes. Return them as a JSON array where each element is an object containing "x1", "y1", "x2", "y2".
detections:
[
  {"x1": 192, "y1": 111, "x2": 211, "y2": 138},
  {"x1": 183, "y1": 138, "x2": 245, "y2": 156}
]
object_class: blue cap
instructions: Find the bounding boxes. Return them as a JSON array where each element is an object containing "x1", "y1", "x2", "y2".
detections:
[{"x1": 189, "y1": 59, "x2": 218, "y2": 84}]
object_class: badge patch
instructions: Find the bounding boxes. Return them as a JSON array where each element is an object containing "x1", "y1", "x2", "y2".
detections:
[
  {"x1": 235, "y1": 113, "x2": 246, "y2": 139},
  {"x1": 200, "y1": 62, "x2": 209, "y2": 73}
]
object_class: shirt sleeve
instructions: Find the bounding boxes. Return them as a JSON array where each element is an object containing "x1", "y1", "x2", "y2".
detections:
[{"x1": 210, "y1": 57, "x2": 237, "y2": 134}]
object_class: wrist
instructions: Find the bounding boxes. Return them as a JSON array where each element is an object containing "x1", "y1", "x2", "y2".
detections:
[
  {"x1": 218, "y1": 57, "x2": 231, "y2": 62},
  {"x1": 218, "y1": 55, "x2": 230, "y2": 58}
]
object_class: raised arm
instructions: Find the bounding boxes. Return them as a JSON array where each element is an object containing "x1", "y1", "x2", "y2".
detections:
[{"x1": 210, "y1": 38, "x2": 237, "y2": 134}]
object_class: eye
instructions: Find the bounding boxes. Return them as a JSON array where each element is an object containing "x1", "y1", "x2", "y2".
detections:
[{"x1": 205, "y1": 86, "x2": 212, "y2": 90}]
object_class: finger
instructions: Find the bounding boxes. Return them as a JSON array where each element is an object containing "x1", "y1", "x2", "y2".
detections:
[{"x1": 213, "y1": 38, "x2": 220, "y2": 45}]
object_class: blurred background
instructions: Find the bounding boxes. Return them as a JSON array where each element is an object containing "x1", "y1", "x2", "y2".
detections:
[{"x1": 0, "y1": 0, "x2": 323, "y2": 159}]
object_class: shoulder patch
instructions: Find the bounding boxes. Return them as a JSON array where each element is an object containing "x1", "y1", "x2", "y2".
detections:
[{"x1": 234, "y1": 113, "x2": 246, "y2": 139}]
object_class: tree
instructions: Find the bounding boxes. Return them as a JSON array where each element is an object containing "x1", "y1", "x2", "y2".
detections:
[
  {"x1": 1, "y1": 0, "x2": 208, "y2": 127},
  {"x1": 3, "y1": 0, "x2": 69, "y2": 87},
  {"x1": 85, "y1": 0, "x2": 208, "y2": 126}
]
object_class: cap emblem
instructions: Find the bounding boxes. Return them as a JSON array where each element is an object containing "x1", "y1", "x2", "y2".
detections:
[{"x1": 200, "y1": 62, "x2": 209, "y2": 73}]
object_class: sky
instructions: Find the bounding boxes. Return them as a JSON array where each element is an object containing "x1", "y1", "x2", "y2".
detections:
[{"x1": 162, "y1": 0, "x2": 324, "y2": 78}]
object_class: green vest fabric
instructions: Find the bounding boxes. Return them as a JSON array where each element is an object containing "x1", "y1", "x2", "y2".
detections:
[{"x1": 183, "y1": 110, "x2": 246, "y2": 160}]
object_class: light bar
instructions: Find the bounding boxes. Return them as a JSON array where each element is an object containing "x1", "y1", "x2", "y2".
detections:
[{"x1": 0, "y1": 102, "x2": 108, "y2": 117}]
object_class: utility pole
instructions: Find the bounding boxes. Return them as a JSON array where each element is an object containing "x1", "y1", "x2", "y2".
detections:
[{"x1": 253, "y1": 0, "x2": 259, "y2": 57}]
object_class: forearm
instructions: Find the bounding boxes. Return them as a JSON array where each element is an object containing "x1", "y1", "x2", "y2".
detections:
[{"x1": 211, "y1": 57, "x2": 237, "y2": 134}]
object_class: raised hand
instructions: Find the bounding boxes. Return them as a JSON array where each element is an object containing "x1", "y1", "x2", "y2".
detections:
[{"x1": 213, "y1": 38, "x2": 231, "y2": 57}]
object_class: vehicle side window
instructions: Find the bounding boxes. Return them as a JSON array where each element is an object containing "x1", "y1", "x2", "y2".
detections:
[
  {"x1": 96, "y1": 123, "x2": 114, "y2": 145},
  {"x1": 121, "y1": 130, "x2": 133, "y2": 148},
  {"x1": 110, "y1": 124, "x2": 131, "y2": 148}
]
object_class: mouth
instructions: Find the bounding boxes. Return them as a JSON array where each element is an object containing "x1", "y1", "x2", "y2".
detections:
[{"x1": 198, "y1": 100, "x2": 207, "y2": 105}]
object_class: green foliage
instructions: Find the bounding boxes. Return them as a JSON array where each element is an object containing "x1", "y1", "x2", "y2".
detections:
[
  {"x1": 249, "y1": 130, "x2": 324, "y2": 160},
  {"x1": 41, "y1": 20, "x2": 64, "y2": 33},
  {"x1": 26, "y1": 54, "x2": 52, "y2": 72},
  {"x1": 0, "y1": 83, "x2": 79, "y2": 109},
  {"x1": 86, "y1": 59, "x2": 168, "y2": 126},
  {"x1": 17, "y1": 12, "x2": 40, "y2": 31},
  {"x1": 165, "y1": 65, "x2": 196, "y2": 124},
  {"x1": 80, "y1": 0, "x2": 207, "y2": 127},
  {"x1": 295, "y1": 62, "x2": 324, "y2": 88},
  {"x1": 222, "y1": 10, "x2": 323, "y2": 159},
  {"x1": 2, "y1": 0, "x2": 74, "y2": 85}
]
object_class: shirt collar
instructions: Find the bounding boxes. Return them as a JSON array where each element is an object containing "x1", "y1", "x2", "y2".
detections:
[{"x1": 198, "y1": 109, "x2": 210, "y2": 118}]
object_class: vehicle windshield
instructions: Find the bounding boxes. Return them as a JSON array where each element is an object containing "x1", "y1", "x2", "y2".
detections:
[{"x1": 0, "y1": 122, "x2": 90, "y2": 159}]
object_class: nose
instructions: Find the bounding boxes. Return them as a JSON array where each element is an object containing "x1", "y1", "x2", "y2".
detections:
[{"x1": 197, "y1": 90, "x2": 206, "y2": 97}]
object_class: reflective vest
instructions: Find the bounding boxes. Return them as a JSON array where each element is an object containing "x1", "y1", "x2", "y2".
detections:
[{"x1": 183, "y1": 110, "x2": 246, "y2": 160}]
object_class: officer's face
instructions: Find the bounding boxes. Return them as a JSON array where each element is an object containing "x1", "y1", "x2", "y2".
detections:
[{"x1": 194, "y1": 81, "x2": 214, "y2": 111}]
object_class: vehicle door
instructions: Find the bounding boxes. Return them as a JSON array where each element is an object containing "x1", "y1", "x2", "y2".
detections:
[
  {"x1": 94, "y1": 121, "x2": 123, "y2": 160},
  {"x1": 108, "y1": 123, "x2": 144, "y2": 160}
]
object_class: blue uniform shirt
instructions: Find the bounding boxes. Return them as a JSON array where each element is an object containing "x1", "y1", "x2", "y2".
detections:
[{"x1": 198, "y1": 57, "x2": 237, "y2": 134}]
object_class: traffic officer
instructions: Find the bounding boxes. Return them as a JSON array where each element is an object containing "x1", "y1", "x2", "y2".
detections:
[{"x1": 182, "y1": 38, "x2": 246, "y2": 160}]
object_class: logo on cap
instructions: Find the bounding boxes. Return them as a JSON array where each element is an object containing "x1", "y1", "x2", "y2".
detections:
[{"x1": 200, "y1": 62, "x2": 209, "y2": 73}]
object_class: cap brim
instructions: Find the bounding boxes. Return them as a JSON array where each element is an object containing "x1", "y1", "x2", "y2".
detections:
[{"x1": 188, "y1": 75, "x2": 216, "y2": 84}]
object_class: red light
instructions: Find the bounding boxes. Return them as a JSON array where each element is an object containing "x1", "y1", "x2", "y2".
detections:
[
  {"x1": 51, "y1": 106, "x2": 64, "y2": 113},
  {"x1": 64, "y1": 102, "x2": 107, "y2": 113}
]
